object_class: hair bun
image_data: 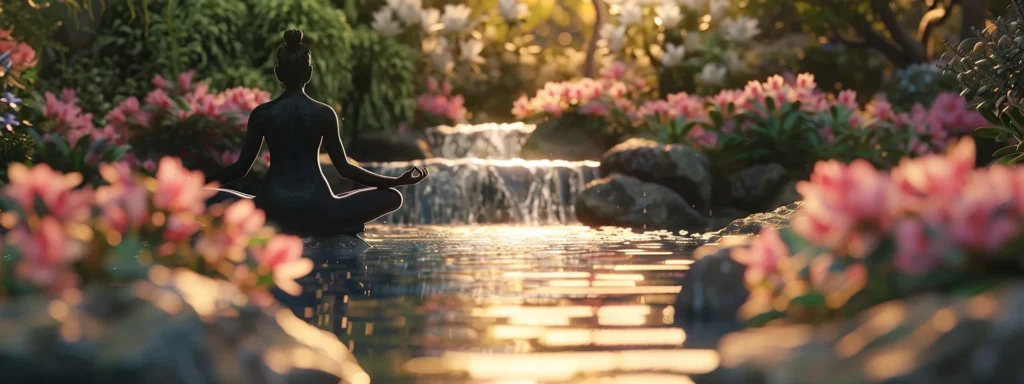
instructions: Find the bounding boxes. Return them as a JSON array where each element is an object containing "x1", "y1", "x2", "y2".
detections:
[{"x1": 284, "y1": 29, "x2": 304, "y2": 48}]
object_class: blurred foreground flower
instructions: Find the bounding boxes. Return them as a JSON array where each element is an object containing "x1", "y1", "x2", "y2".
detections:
[{"x1": 0, "y1": 159, "x2": 312, "y2": 300}]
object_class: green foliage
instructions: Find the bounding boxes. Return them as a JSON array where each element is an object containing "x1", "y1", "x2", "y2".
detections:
[
  {"x1": 24, "y1": 128, "x2": 130, "y2": 187},
  {"x1": 53, "y1": 0, "x2": 255, "y2": 116},
  {"x1": 944, "y1": 0, "x2": 1024, "y2": 164},
  {"x1": 247, "y1": 0, "x2": 355, "y2": 110},
  {"x1": 0, "y1": 0, "x2": 79, "y2": 54},
  {"x1": 0, "y1": 131, "x2": 35, "y2": 183},
  {"x1": 341, "y1": 27, "x2": 417, "y2": 139}
]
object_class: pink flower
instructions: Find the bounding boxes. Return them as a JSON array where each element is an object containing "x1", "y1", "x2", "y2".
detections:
[
  {"x1": 602, "y1": 61, "x2": 628, "y2": 81},
  {"x1": 732, "y1": 227, "x2": 791, "y2": 287},
  {"x1": 795, "y1": 73, "x2": 816, "y2": 90},
  {"x1": 4, "y1": 163, "x2": 92, "y2": 223},
  {"x1": 95, "y1": 163, "x2": 150, "y2": 234},
  {"x1": 152, "y1": 157, "x2": 215, "y2": 215},
  {"x1": 836, "y1": 90, "x2": 858, "y2": 110},
  {"x1": 943, "y1": 167, "x2": 1019, "y2": 253},
  {"x1": 163, "y1": 213, "x2": 200, "y2": 243},
  {"x1": 145, "y1": 89, "x2": 173, "y2": 109},
  {"x1": 889, "y1": 137, "x2": 975, "y2": 215},
  {"x1": 892, "y1": 219, "x2": 946, "y2": 274},
  {"x1": 9, "y1": 217, "x2": 85, "y2": 293},
  {"x1": 222, "y1": 199, "x2": 266, "y2": 239},
  {"x1": 178, "y1": 70, "x2": 196, "y2": 90},
  {"x1": 256, "y1": 235, "x2": 313, "y2": 296},
  {"x1": 0, "y1": 30, "x2": 37, "y2": 73},
  {"x1": 792, "y1": 159, "x2": 890, "y2": 250},
  {"x1": 152, "y1": 74, "x2": 168, "y2": 89}
]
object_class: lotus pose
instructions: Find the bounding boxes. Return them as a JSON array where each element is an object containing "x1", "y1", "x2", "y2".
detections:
[{"x1": 207, "y1": 29, "x2": 427, "y2": 236}]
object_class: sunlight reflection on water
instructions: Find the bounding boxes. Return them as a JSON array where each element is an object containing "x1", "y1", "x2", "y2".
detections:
[{"x1": 289, "y1": 225, "x2": 721, "y2": 383}]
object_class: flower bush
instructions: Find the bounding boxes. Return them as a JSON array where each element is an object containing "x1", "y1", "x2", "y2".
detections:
[
  {"x1": 0, "y1": 158, "x2": 312, "y2": 299},
  {"x1": 884, "y1": 61, "x2": 960, "y2": 112},
  {"x1": 415, "y1": 76, "x2": 469, "y2": 128},
  {"x1": 511, "y1": 61, "x2": 650, "y2": 140},
  {"x1": 734, "y1": 137, "x2": 1024, "y2": 324},
  {"x1": 515, "y1": 72, "x2": 985, "y2": 173},
  {"x1": 103, "y1": 71, "x2": 271, "y2": 175}
]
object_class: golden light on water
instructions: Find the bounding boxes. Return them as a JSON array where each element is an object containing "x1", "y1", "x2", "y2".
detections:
[{"x1": 403, "y1": 350, "x2": 720, "y2": 380}]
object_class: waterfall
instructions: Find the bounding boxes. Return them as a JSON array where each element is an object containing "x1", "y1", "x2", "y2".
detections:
[
  {"x1": 362, "y1": 158, "x2": 600, "y2": 225},
  {"x1": 424, "y1": 123, "x2": 536, "y2": 160}
]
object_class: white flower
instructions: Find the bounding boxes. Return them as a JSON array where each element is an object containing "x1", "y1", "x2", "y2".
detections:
[
  {"x1": 720, "y1": 16, "x2": 761, "y2": 42},
  {"x1": 697, "y1": 63, "x2": 727, "y2": 86},
  {"x1": 723, "y1": 50, "x2": 747, "y2": 73},
  {"x1": 460, "y1": 38, "x2": 486, "y2": 65},
  {"x1": 371, "y1": 7, "x2": 403, "y2": 38},
  {"x1": 655, "y1": 3, "x2": 682, "y2": 29},
  {"x1": 427, "y1": 37, "x2": 454, "y2": 73},
  {"x1": 420, "y1": 8, "x2": 442, "y2": 32},
  {"x1": 601, "y1": 24, "x2": 628, "y2": 51},
  {"x1": 661, "y1": 43, "x2": 686, "y2": 67},
  {"x1": 387, "y1": 0, "x2": 423, "y2": 25},
  {"x1": 441, "y1": 4, "x2": 472, "y2": 32},
  {"x1": 498, "y1": 0, "x2": 530, "y2": 22},
  {"x1": 617, "y1": 3, "x2": 643, "y2": 26}
]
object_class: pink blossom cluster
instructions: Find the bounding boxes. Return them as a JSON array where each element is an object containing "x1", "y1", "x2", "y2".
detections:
[
  {"x1": 102, "y1": 71, "x2": 271, "y2": 171},
  {"x1": 0, "y1": 29, "x2": 37, "y2": 75},
  {"x1": 416, "y1": 77, "x2": 468, "y2": 123},
  {"x1": 511, "y1": 77, "x2": 635, "y2": 120},
  {"x1": 0, "y1": 158, "x2": 310, "y2": 297},
  {"x1": 42, "y1": 89, "x2": 119, "y2": 146},
  {"x1": 735, "y1": 137, "x2": 1024, "y2": 315}
]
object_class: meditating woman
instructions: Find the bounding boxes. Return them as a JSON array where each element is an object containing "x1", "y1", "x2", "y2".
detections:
[{"x1": 207, "y1": 29, "x2": 427, "y2": 236}]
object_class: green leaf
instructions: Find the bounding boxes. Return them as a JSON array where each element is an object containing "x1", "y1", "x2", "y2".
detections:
[
  {"x1": 992, "y1": 144, "x2": 1019, "y2": 158},
  {"x1": 975, "y1": 126, "x2": 1012, "y2": 138}
]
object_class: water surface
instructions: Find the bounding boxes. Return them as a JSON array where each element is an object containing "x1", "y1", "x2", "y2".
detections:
[{"x1": 285, "y1": 225, "x2": 722, "y2": 383}]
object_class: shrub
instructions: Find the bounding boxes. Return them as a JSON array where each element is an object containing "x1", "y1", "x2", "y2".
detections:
[
  {"x1": 415, "y1": 76, "x2": 469, "y2": 129},
  {"x1": 0, "y1": 159, "x2": 312, "y2": 299},
  {"x1": 511, "y1": 61, "x2": 647, "y2": 141},
  {"x1": 103, "y1": 71, "x2": 271, "y2": 176},
  {"x1": 26, "y1": 89, "x2": 129, "y2": 186},
  {"x1": 943, "y1": 0, "x2": 1024, "y2": 164},
  {"x1": 342, "y1": 27, "x2": 417, "y2": 139},
  {"x1": 52, "y1": 0, "x2": 255, "y2": 116},
  {"x1": 247, "y1": 0, "x2": 355, "y2": 109},
  {"x1": 629, "y1": 74, "x2": 986, "y2": 174},
  {"x1": 734, "y1": 137, "x2": 1024, "y2": 325},
  {"x1": 1, "y1": 34, "x2": 38, "y2": 183}
]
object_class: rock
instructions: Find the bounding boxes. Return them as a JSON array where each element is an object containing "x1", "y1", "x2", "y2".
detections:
[
  {"x1": 768, "y1": 180, "x2": 800, "y2": 209},
  {"x1": 575, "y1": 174, "x2": 708, "y2": 232},
  {"x1": 727, "y1": 163, "x2": 789, "y2": 212},
  {"x1": 698, "y1": 280, "x2": 1024, "y2": 384},
  {"x1": 425, "y1": 123, "x2": 535, "y2": 159},
  {"x1": 719, "y1": 202, "x2": 802, "y2": 236},
  {"x1": 0, "y1": 269, "x2": 369, "y2": 384},
  {"x1": 600, "y1": 138, "x2": 712, "y2": 213},
  {"x1": 520, "y1": 116, "x2": 616, "y2": 161},
  {"x1": 708, "y1": 207, "x2": 751, "y2": 232},
  {"x1": 675, "y1": 245, "x2": 750, "y2": 322},
  {"x1": 346, "y1": 134, "x2": 433, "y2": 162}
]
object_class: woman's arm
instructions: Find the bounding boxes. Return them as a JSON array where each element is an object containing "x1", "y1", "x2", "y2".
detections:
[
  {"x1": 320, "y1": 107, "x2": 399, "y2": 188},
  {"x1": 208, "y1": 112, "x2": 264, "y2": 186}
]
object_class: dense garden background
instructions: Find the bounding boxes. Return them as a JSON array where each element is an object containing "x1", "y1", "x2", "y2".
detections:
[{"x1": 6, "y1": 0, "x2": 1024, "y2": 382}]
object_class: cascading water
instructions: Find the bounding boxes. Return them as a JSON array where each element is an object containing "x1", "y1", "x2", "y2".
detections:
[
  {"x1": 424, "y1": 123, "x2": 536, "y2": 160},
  {"x1": 362, "y1": 158, "x2": 600, "y2": 225}
]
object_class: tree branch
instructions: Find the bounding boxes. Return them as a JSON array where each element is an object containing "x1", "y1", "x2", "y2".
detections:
[
  {"x1": 847, "y1": 15, "x2": 917, "y2": 67},
  {"x1": 870, "y1": 0, "x2": 928, "y2": 63},
  {"x1": 918, "y1": 0, "x2": 959, "y2": 48}
]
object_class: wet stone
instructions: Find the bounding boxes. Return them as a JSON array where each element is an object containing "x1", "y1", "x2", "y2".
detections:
[
  {"x1": 0, "y1": 269, "x2": 368, "y2": 384},
  {"x1": 575, "y1": 174, "x2": 708, "y2": 232},
  {"x1": 719, "y1": 202, "x2": 803, "y2": 236},
  {"x1": 697, "y1": 280, "x2": 1024, "y2": 384},
  {"x1": 600, "y1": 138, "x2": 712, "y2": 213}
]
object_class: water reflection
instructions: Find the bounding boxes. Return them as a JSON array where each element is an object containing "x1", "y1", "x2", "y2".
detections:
[{"x1": 286, "y1": 225, "x2": 721, "y2": 383}]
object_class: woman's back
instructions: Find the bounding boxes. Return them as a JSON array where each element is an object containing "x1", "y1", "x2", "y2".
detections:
[{"x1": 254, "y1": 93, "x2": 334, "y2": 208}]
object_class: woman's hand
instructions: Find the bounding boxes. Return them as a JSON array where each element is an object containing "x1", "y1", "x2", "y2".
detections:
[{"x1": 391, "y1": 166, "x2": 429, "y2": 186}]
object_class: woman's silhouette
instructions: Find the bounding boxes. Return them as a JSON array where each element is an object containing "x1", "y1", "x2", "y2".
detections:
[{"x1": 207, "y1": 29, "x2": 427, "y2": 236}]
